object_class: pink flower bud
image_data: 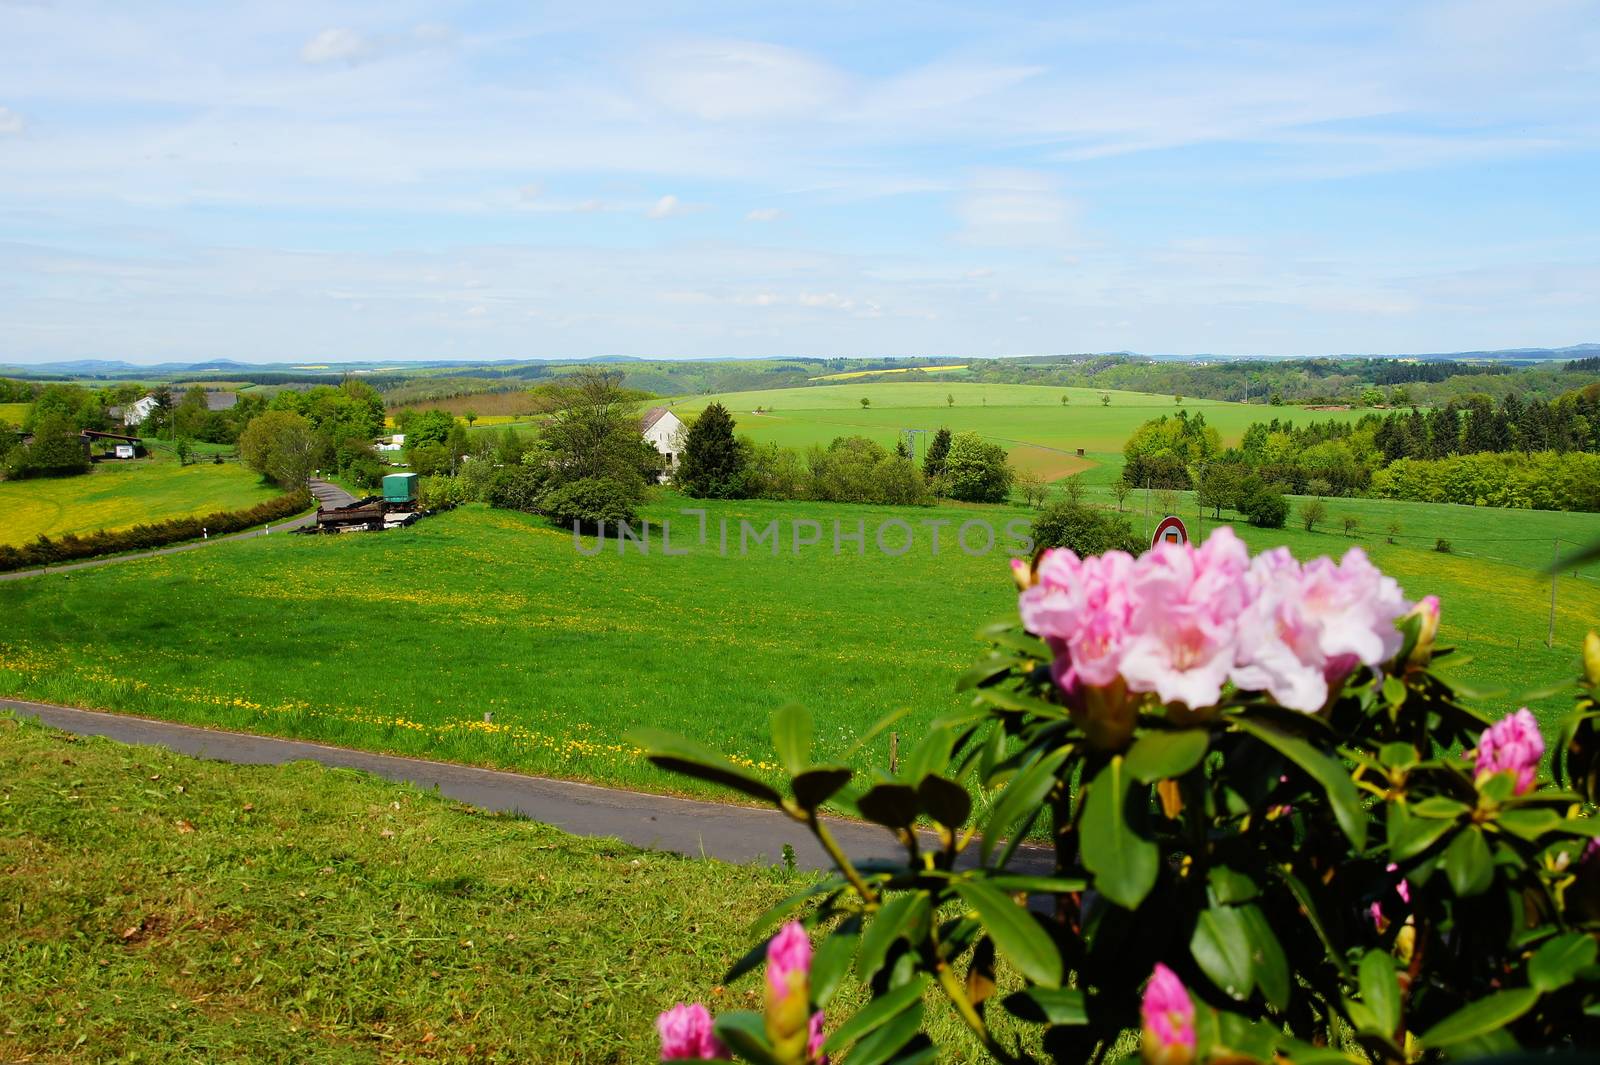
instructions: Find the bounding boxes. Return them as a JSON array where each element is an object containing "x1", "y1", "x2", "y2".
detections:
[
  {"x1": 1475, "y1": 708, "x2": 1544, "y2": 796},
  {"x1": 1140, "y1": 963, "x2": 1195, "y2": 1065},
  {"x1": 766, "y1": 921, "x2": 813, "y2": 1001},
  {"x1": 657, "y1": 1002, "x2": 727, "y2": 1061},
  {"x1": 765, "y1": 922, "x2": 814, "y2": 1061},
  {"x1": 807, "y1": 1010, "x2": 829, "y2": 1065},
  {"x1": 1403, "y1": 595, "x2": 1441, "y2": 669}
]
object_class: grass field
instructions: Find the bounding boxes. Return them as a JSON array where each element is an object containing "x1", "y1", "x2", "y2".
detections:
[
  {"x1": 0, "y1": 713, "x2": 1010, "y2": 1062},
  {"x1": 0, "y1": 401, "x2": 31, "y2": 425},
  {"x1": 0, "y1": 454, "x2": 281, "y2": 548},
  {"x1": 666, "y1": 382, "x2": 1368, "y2": 479},
  {"x1": 0, "y1": 489, "x2": 1593, "y2": 805},
  {"x1": 810, "y1": 364, "x2": 969, "y2": 381}
]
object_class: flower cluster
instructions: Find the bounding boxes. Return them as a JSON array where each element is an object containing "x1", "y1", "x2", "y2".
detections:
[
  {"x1": 657, "y1": 921, "x2": 826, "y2": 1064},
  {"x1": 1475, "y1": 707, "x2": 1544, "y2": 795},
  {"x1": 1018, "y1": 528, "x2": 1411, "y2": 718}
]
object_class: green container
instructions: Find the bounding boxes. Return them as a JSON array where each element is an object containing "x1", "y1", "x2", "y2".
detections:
[{"x1": 382, "y1": 472, "x2": 418, "y2": 504}]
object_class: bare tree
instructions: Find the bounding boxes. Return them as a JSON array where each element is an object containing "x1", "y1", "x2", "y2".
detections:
[
  {"x1": 1015, "y1": 468, "x2": 1049, "y2": 508},
  {"x1": 1112, "y1": 480, "x2": 1132, "y2": 512},
  {"x1": 1062, "y1": 475, "x2": 1087, "y2": 506},
  {"x1": 1299, "y1": 498, "x2": 1329, "y2": 532}
]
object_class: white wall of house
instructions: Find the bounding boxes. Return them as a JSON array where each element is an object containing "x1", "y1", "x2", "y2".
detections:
[
  {"x1": 643, "y1": 410, "x2": 685, "y2": 476},
  {"x1": 124, "y1": 395, "x2": 159, "y2": 427}
]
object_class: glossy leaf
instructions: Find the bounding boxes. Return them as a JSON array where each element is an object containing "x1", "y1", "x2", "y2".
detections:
[
  {"x1": 1443, "y1": 825, "x2": 1493, "y2": 897},
  {"x1": 1236, "y1": 719, "x2": 1367, "y2": 848},
  {"x1": 769, "y1": 704, "x2": 812, "y2": 775},
  {"x1": 1125, "y1": 728, "x2": 1210, "y2": 783},
  {"x1": 1388, "y1": 804, "x2": 1457, "y2": 860},
  {"x1": 712, "y1": 1011, "x2": 782, "y2": 1065},
  {"x1": 792, "y1": 766, "x2": 853, "y2": 810},
  {"x1": 916, "y1": 774, "x2": 971, "y2": 828},
  {"x1": 1191, "y1": 898, "x2": 1255, "y2": 1001},
  {"x1": 1529, "y1": 932, "x2": 1598, "y2": 993},
  {"x1": 857, "y1": 783, "x2": 921, "y2": 829},
  {"x1": 980, "y1": 747, "x2": 1070, "y2": 865},
  {"x1": 1207, "y1": 865, "x2": 1259, "y2": 905},
  {"x1": 1358, "y1": 950, "x2": 1400, "y2": 1035},
  {"x1": 823, "y1": 975, "x2": 930, "y2": 1052},
  {"x1": 857, "y1": 893, "x2": 928, "y2": 982},
  {"x1": 954, "y1": 879, "x2": 1063, "y2": 988},
  {"x1": 840, "y1": 1000, "x2": 926, "y2": 1065},
  {"x1": 811, "y1": 917, "x2": 861, "y2": 1007},
  {"x1": 1001, "y1": 987, "x2": 1087, "y2": 1025},
  {"x1": 1420, "y1": 988, "x2": 1539, "y2": 1047},
  {"x1": 899, "y1": 727, "x2": 957, "y2": 785},
  {"x1": 1080, "y1": 756, "x2": 1159, "y2": 910},
  {"x1": 1238, "y1": 902, "x2": 1289, "y2": 1010},
  {"x1": 628, "y1": 728, "x2": 782, "y2": 805}
]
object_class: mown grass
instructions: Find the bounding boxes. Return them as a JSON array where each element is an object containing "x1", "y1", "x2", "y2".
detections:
[
  {"x1": 0, "y1": 452, "x2": 278, "y2": 548},
  {"x1": 666, "y1": 382, "x2": 1370, "y2": 465},
  {"x1": 0, "y1": 491, "x2": 1594, "y2": 804},
  {"x1": 0, "y1": 401, "x2": 31, "y2": 425},
  {"x1": 0, "y1": 713, "x2": 1006, "y2": 1063}
]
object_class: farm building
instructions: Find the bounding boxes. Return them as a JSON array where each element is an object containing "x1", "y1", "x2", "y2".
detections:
[{"x1": 640, "y1": 407, "x2": 685, "y2": 480}]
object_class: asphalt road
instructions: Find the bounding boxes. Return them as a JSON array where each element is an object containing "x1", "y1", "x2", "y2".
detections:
[{"x1": 3, "y1": 698, "x2": 1052, "y2": 876}]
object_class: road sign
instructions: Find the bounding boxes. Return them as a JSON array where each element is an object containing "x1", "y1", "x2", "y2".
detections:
[{"x1": 1152, "y1": 515, "x2": 1188, "y2": 549}]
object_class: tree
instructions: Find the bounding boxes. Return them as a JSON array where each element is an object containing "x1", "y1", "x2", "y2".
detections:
[
  {"x1": 12, "y1": 414, "x2": 89, "y2": 478},
  {"x1": 676, "y1": 402, "x2": 746, "y2": 499},
  {"x1": 943, "y1": 432, "x2": 1012, "y2": 503},
  {"x1": 239, "y1": 411, "x2": 324, "y2": 488},
  {"x1": 860, "y1": 397, "x2": 870, "y2": 409},
  {"x1": 1195, "y1": 464, "x2": 1241, "y2": 518},
  {"x1": 921, "y1": 428, "x2": 952, "y2": 478},
  {"x1": 1298, "y1": 497, "x2": 1329, "y2": 532},
  {"x1": 541, "y1": 477, "x2": 639, "y2": 533},
  {"x1": 894, "y1": 438, "x2": 909, "y2": 459},
  {"x1": 1060, "y1": 393, "x2": 1070, "y2": 407},
  {"x1": 1342, "y1": 514, "x2": 1361, "y2": 537},
  {"x1": 1100, "y1": 392, "x2": 1111, "y2": 407},
  {"x1": 1031, "y1": 501, "x2": 1143, "y2": 555},
  {"x1": 1154, "y1": 488, "x2": 1179, "y2": 516},
  {"x1": 1061, "y1": 475, "x2": 1086, "y2": 506},
  {"x1": 408, "y1": 441, "x2": 451, "y2": 477},
  {"x1": 1015, "y1": 468, "x2": 1048, "y2": 508},
  {"x1": 946, "y1": 393, "x2": 954, "y2": 408},
  {"x1": 1112, "y1": 480, "x2": 1132, "y2": 512},
  {"x1": 175, "y1": 437, "x2": 193, "y2": 466},
  {"x1": 464, "y1": 409, "x2": 479, "y2": 429},
  {"x1": 1239, "y1": 480, "x2": 1288, "y2": 528},
  {"x1": 1174, "y1": 393, "x2": 1183, "y2": 405},
  {"x1": 1386, "y1": 517, "x2": 1402, "y2": 544},
  {"x1": 533, "y1": 368, "x2": 655, "y2": 495}
]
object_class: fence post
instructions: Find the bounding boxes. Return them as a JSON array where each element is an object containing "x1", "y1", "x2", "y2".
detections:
[{"x1": 889, "y1": 732, "x2": 899, "y2": 776}]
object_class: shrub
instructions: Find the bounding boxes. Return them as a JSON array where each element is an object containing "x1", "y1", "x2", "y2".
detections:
[
  {"x1": 1239, "y1": 483, "x2": 1288, "y2": 528},
  {"x1": 485, "y1": 465, "x2": 548, "y2": 513},
  {"x1": 1030, "y1": 501, "x2": 1142, "y2": 556},
  {"x1": 636, "y1": 537, "x2": 1600, "y2": 1064},
  {"x1": 1298, "y1": 497, "x2": 1329, "y2": 532},
  {"x1": 1435, "y1": 537, "x2": 1453, "y2": 553},
  {"x1": 0, "y1": 491, "x2": 311, "y2": 572},
  {"x1": 676, "y1": 403, "x2": 746, "y2": 499},
  {"x1": 540, "y1": 477, "x2": 639, "y2": 533},
  {"x1": 943, "y1": 431, "x2": 1012, "y2": 503}
]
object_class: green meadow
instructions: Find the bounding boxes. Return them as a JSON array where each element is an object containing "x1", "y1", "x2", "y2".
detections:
[
  {"x1": 1, "y1": 489, "x2": 1594, "y2": 803},
  {"x1": 0, "y1": 452, "x2": 280, "y2": 548},
  {"x1": 0, "y1": 401, "x2": 31, "y2": 425}
]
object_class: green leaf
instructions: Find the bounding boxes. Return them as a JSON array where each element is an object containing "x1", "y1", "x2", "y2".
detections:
[
  {"x1": 770, "y1": 704, "x2": 812, "y2": 775},
  {"x1": 954, "y1": 655, "x2": 1025, "y2": 692},
  {"x1": 792, "y1": 766, "x2": 853, "y2": 810},
  {"x1": 1238, "y1": 902, "x2": 1289, "y2": 1010},
  {"x1": 748, "y1": 878, "x2": 843, "y2": 937},
  {"x1": 1378, "y1": 741, "x2": 1419, "y2": 769},
  {"x1": 954, "y1": 880, "x2": 1063, "y2": 988},
  {"x1": 1207, "y1": 865, "x2": 1259, "y2": 904},
  {"x1": 1000, "y1": 987, "x2": 1086, "y2": 1025},
  {"x1": 811, "y1": 917, "x2": 860, "y2": 1008},
  {"x1": 984, "y1": 874, "x2": 1088, "y2": 895},
  {"x1": 1125, "y1": 728, "x2": 1210, "y2": 783},
  {"x1": 916, "y1": 774, "x2": 971, "y2": 828},
  {"x1": 1443, "y1": 826, "x2": 1493, "y2": 897},
  {"x1": 1272, "y1": 868, "x2": 1351, "y2": 979},
  {"x1": 823, "y1": 975, "x2": 929, "y2": 1053},
  {"x1": 980, "y1": 747, "x2": 1070, "y2": 865},
  {"x1": 1419, "y1": 989, "x2": 1540, "y2": 1047},
  {"x1": 1412, "y1": 795, "x2": 1471, "y2": 819},
  {"x1": 627, "y1": 728, "x2": 782, "y2": 805},
  {"x1": 857, "y1": 893, "x2": 928, "y2": 982},
  {"x1": 899, "y1": 727, "x2": 956, "y2": 784},
  {"x1": 1235, "y1": 719, "x2": 1366, "y2": 849},
  {"x1": 712, "y1": 1011, "x2": 782, "y2": 1065},
  {"x1": 1389, "y1": 803, "x2": 1457, "y2": 860},
  {"x1": 838, "y1": 1000, "x2": 925, "y2": 1065},
  {"x1": 1495, "y1": 808, "x2": 1562, "y2": 841},
  {"x1": 1358, "y1": 950, "x2": 1400, "y2": 1035},
  {"x1": 1080, "y1": 756, "x2": 1159, "y2": 910},
  {"x1": 1190, "y1": 898, "x2": 1255, "y2": 1001},
  {"x1": 857, "y1": 783, "x2": 922, "y2": 829},
  {"x1": 1529, "y1": 932, "x2": 1598, "y2": 993},
  {"x1": 973, "y1": 687, "x2": 1073, "y2": 719}
]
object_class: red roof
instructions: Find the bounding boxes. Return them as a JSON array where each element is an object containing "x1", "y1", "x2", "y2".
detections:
[{"x1": 640, "y1": 406, "x2": 674, "y2": 431}]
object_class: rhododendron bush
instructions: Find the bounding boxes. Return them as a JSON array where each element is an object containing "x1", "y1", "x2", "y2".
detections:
[{"x1": 634, "y1": 530, "x2": 1600, "y2": 1064}]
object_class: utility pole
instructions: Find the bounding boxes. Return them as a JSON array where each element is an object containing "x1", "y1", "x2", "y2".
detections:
[
  {"x1": 1143, "y1": 475, "x2": 1152, "y2": 542},
  {"x1": 1548, "y1": 539, "x2": 1559, "y2": 648}
]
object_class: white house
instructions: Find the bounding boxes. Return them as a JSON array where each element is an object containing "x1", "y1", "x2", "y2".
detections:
[
  {"x1": 640, "y1": 407, "x2": 685, "y2": 480},
  {"x1": 123, "y1": 394, "x2": 160, "y2": 428}
]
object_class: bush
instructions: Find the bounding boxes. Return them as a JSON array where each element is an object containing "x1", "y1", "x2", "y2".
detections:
[
  {"x1": 485, "y1": 465, "x2": 548, "y2": 513},
  {"x1": 540, "y1": 477, "x2": 640, "y2": 533},
  {"x1": 1297, "y1": 497, "x2": 1328, "y2": 532},
  {"x1": 943, "y1": 431, "x2": 1012, "y2": 503},
  {"x1": 1239, "y1": 483, "x2": 1289, "y2": 528},
  {"x1": 1030, "y1": 502, "x2": 1143, "y2": 556},
  {"x1": 636, "y1": 538, "x2": 1600, "y2": 1064},
  {"x1": 0, "y1": 491, "x2": 311, "y2": 572},
  {"x1": 1435, "y1": 537, "x2": 1452, "y2": 553},
  {"x1": 676, "y1": 402, "x2": 745, "y2": 499}
]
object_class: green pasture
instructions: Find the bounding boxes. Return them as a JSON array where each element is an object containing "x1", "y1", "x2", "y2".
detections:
[
  {"x1": 0, "y1": 401, "x2": 31, "y2": 425},
  {"x1": 0, "y1": 492, "x2": 1593, "y2": 805},
  {"x1": 0, "y1": 452, "x2": 280, "y2": 548},
  {"x1": 666, "y1": 383, "x2": 1367, "y2": 479}
]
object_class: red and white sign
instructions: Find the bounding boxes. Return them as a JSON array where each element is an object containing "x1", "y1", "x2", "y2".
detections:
[{"x1": 1152, "y1": 515, "x2": 1188, "y2": 549}]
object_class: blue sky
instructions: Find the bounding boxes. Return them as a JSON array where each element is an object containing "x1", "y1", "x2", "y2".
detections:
[{"x1": 1, "y1": 0, "x2": 1596, "y2": 363}]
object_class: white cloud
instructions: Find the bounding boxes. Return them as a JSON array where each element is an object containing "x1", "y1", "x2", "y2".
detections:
[
  {"x1": 300, "y1": 28, "x2": 375, "y2": 66},
  {"x1": 648, "y1": 194, "x2": 703, "y2": 219},
  {"x1": 745, "y1": 207, "x2": 783, "y2": 222},
  {"x1": 636, "y1": 40, "x2": 847, "y2": 121},
  {"x1": 0, "y1": 107, "x2": 22, "y2": 135},
  {"x1": 956, "y1": 170, "x2": 1079, "y2": 247}
]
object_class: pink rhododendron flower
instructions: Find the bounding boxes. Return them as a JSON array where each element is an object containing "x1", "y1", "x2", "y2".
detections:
[
  {"x1": 807, "y1": 1010, "x2": 828, "y2": 1064},
  {"x1": 1475, "y1": 708, "x2": 1544, "y2": 795},
  {"x1": 766, "y1": 921, "x2": 812, "y2": 1001},
  {"x1": 1140, "y1": 963, "x2": 1195, "y2": 1065},
  {"x1": 657, "y1": 1002, "x2": 727, "y2": 1060},
  {"x1": 1368, "y1": 863, "x2": 1412, "y2": 928},
  {"x1": 1020, "y1": 549, "x2": 1139, "y2": 695},
  {"x1": 1232, "y1": 546, "x2": 1411, "y2": 712},
  {"x1": 1119, "y1": 528, "x2": 1250, "y2": 710}
]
